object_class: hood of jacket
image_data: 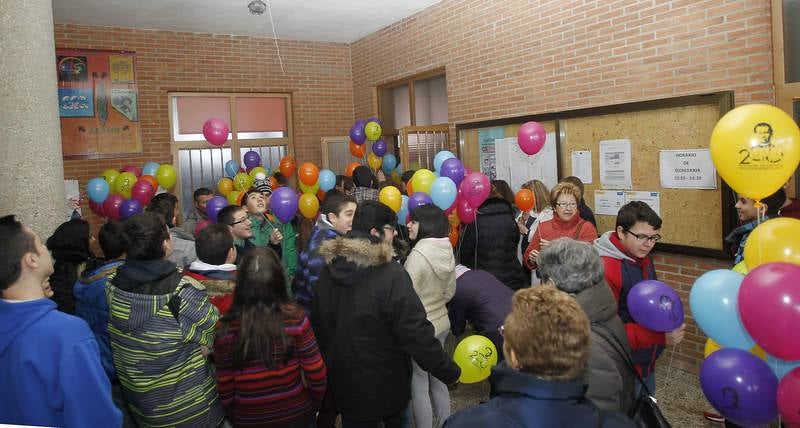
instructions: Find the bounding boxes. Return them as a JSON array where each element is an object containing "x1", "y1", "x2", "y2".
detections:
[
  {"x1": 490, "y1": 363, "x2": 587, "y2": 401},
  {"x1": 318, "y1": 236, "x2": 394, "y2": 285},
  {"x1": 0, "y1": 298, "x2": 57, "y2": 356},
  {"x1": 594, "y1": 231, "x2": 634, "y2": 263},
  {"x1": 478, "y1": 197, "x2": 514, "y2": 217},
  {"x1": 409, "y1": 238, "x2": 455, "y2": 282},
  {"x1": 574, "y1": 281, "x2": 618, "y2": 324},
  {"x1": 170, "y1": 226, "x2": 195, "y2": 242},
  {"x1": 78, "y1": 259, "x2": 125, "y2": 285},
  {"x1": 108, "y1": 259, "x2": 184, "y2": 333}
]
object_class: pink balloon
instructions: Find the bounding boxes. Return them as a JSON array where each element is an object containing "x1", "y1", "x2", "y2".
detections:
[
  {"x1": 102, "y1": 195, "x2": 124, "y2": 220},
  {"x1": 457, "y1": 198, "x2": 476, "y2": 224},
  {"x1": 89, "y1": 200, "x2": 105, "y2": 218},
  {"x1": 517, "y1": 121, "x2": 546, "y2": 155},
  {"x1": 739, "y1": 262, "x2": 800, "y2": 360},
  {"x1": 460, "y1": 172, "x2": 491, "y2": 208},
  {"x1": 203, "y1": 118, "x2": 229, "y2": 146},
  {"x1": 120, "y1": 165, "x2": 141, "y2": 177},
  {"x1": 778, "y1": 368, "x2": 800, "y2": 425},
  {"x1": 131, "y1": 179, "x2": 155, "y2": 206}
]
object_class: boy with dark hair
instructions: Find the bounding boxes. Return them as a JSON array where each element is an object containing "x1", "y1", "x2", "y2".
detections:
[
  {"x1": 244, "y1": 180, "x2": 296, "y2": 283},
  {"x1": 218, "y1": 204, "x2": 254, "y2": 264},
  {"x1": 352, "y1": 165, "x2": 379, "y2": 203},
  {"x1": 146, "y1": 192, "x2": 197, "y2": 268},
  {"x1": 107, "y1": 212, "x2": 223, "y2": 427},
  {"x1": 312, "y1": 200, "x2": 460, "y2": 426},
  {"x1": 182, "y1": 187, "x2": 214, "y2": 234},
  {"x1": 594, "y1": 201, "x2": 685, "y2": 396},
  {"x1": 184, "y1": 223, "x2": 237, "y2": 315},
  {"x1": 725, "y1": 189, "x2": 787, "y2": 264},
  {"x1": 0, "y1": 215, "x2": 121, "y2": 427}
]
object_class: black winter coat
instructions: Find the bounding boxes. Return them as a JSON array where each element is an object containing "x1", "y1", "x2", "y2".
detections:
[{"x1": 459, "y1": 197, "x2": 527, "y2": 290}]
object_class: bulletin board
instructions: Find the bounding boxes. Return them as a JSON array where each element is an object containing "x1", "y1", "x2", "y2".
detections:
[{"x1": 457, "y1": 92, "x2": 736, "y2": 258}]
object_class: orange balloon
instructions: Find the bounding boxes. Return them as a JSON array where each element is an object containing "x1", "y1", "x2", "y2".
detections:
[
  {"x1": 345, "y1": 162, "x2": 361, "y2": 177},
  {"x1": 515, "y1": 189, "x2": 535, "y2": 212},
  {"x1": 449, "y1": 224, "x2": 459, "y2": 247},
  {"x1": 317, "y1": 189, "x2": 327, "y2": 201},
  {"x1": 269, "y1": 176, "x2": 279, "y2": 190},
  {"x1": 139, "y1": 175, "x2": 158, "y2": 192},
  {"x1": 279, "y1": 156, "x2": 296, "y2": 177},
  {"x1": 349, "y1": 140, "x2": 366, "y2": 158},
  {"x1": 448, "y1": 212, "x2": 460, "y2": 226},
  {"x1": 407, "y1": 181, "x2": 414, "y2": 195},
  {"x1": 298, "y1": 162, "x2": 320, "y2": 186}
]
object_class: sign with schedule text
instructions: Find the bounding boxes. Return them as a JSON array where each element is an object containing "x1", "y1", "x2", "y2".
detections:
[{"x1": 659, "y1": 149, "x2": 717, "y2": 189}]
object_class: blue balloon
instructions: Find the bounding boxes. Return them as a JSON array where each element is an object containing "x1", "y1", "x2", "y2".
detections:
[
  {"x1": 395, "y1": 162, "x2": 404, "y2": 175},
  {"x1": 86, "y1": 177, "x2": 110, "y2": 203},
  {"x1": 382, "y1": 154, "x2": 398, "y2": 173},
  {"x1": 397, "y1": 195, "x2": 409, "y2": 225},
  {"x1": 142, "y1": 162, "x2": 160, "y2": 177},
  {"x1": 319, "y1": 169, "x2": 336, "y2": 192},
  {"x1": 225, "y1": 160, "x2": 240, "y2": 178},
  {"x1": 430, "y1": 176, "x2": 457, "y2": 210},
  {"x1": 689, "y1": 270, "x2": 754, "y2": 350},
  {"x1": 766, "y1": 356, "x2": 800, "y2": 380},
  {"x1": 433, "y1": 151, "x2": 456, "y2": 172}
]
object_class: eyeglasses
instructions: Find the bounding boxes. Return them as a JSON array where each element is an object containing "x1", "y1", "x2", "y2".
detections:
[
  {"x1": 555, "y1": 202, "x2": 578, "y2": 209},
  {"x1": 624, "y1": 229, "x2": 661, "y2": 243},
  {"x1": 231, "y1": 216, "x2": 251, "y2": 226},
  {"x1": 383, "y1": 224, "x2": 397, "y2": 233}
]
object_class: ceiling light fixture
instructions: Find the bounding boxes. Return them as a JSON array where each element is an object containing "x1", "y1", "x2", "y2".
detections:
[{"x1": 248, "y1": 0, "x2": 266, "y2": 15}]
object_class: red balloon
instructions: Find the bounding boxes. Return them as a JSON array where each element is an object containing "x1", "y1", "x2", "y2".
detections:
[
  {"x1": 89, "y1": 200, "x2": 105, "y2": 218},
  {"x1": 139, "y1": 175, "x2": 159, "y2": 191},
  {"x1": 131, "y1": 179, "x2": 155, "y2": 206},
  {"x1": 203, "y1": 118, "x2": 229, "y2": 146},
  {"x1": 102, "y1": 195, "x2": 124, "y2": 220},
  {"x1": 120, "y1": 165, "x2": 141, "y2": 177}
]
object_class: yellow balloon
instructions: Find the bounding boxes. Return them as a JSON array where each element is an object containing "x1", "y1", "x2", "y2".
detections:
[
  {"x1": 299, "y1": 180, "x2": 320, "y2": 195},
  {"x1": 411, "y1": 169, "x2": 436, "y2": 195},
  {"x1": 367, "y1": 152, "x2": 382, "y2": 170},
  {"x1": 732, "y1": 261, "x2": 749, "y2": 275},
  {"x1": 217, "y1": 178, "x2": 234, "y2": 196},
  {"x1": 298, "y1": 193, "x2": 320, "y2": 219},
  {"x1": 249, "y1": 166, "x2": 268, "y2": 181},
  {"x1": 743, "y1": 217, "x2": 800, "y2": 269},
  {"x1": 365, "y1": 121, "x2": 382, "y2": 141},
  {"x1": 155, "y1": 164, "x2": 177, "y2": 189},
  {"x1": 227, "y1": 190, "x2": 241, "y2": 205},
  {"x1": 379, "y1": 186, "x2": 402, "y2": 212},
  {"x1": 233, "y1": 173, "x2": 253, "y2": 191},
  {"x1": 709, "y1": 104, "x2": 800, "y2": 200},
  {"x1": 704, "y1": 338, "x2": 767, "y2": 361},
  {"x1": 114, "y1": 172, "x2": 137, "y2": 199},
  {"x1": 102, "y1": 169, "x2": 120, "y2": 192},
  {"x1": 453, "y1": 335, "x2": 498, "y2": 384}
]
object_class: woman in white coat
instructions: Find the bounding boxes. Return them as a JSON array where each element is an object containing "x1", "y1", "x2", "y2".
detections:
[{"x1": 405, "y1": 204, "x2": 456, "y2": 428}]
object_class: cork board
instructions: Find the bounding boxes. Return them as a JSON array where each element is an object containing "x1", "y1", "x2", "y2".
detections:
[
  {"x1": 561, "y1": 103, "x2": 723, "y2": 250},
  {"x1": 459, "y1": 121, "x2": 557, "y2": 172}
]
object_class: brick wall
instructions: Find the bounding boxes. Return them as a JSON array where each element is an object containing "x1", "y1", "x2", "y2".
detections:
[
  {"x1": 350, "y1": 0, "x2": 774, "y2": 373},
  {"x1": 54, "y1": 24, "x2": 354, "y2": 233}
]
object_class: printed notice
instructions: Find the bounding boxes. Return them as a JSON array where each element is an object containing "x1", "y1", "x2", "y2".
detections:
[
  {"x1": 599, "y1": 139, "x2": 632, "y2": 189},
  {"x1": 494, "y1": 133, "x2": 558, "y2": 191},
  {"x1": 659, "y1": 149, "x2": 717, "y2": 189},
  {"x1": 594, "y1": 190, "x2": 627, "y2": 216},
  {"x1": 571, "y1": 150, "x2": 593, "y2": 184},
  {"x1": 626, "y1": 191, "x2": 661, "y2": 217}
]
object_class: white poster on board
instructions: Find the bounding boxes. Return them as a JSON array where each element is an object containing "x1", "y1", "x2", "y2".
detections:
[
  {"x1": 626, "y1": 191, "x2": 661, "y2": 216},
  {"x1": 494, "y1": 132, "x2": 558, "y2": 191},
  {"x1": 571, "y1": 150, "x2": 593, "y2": 184},
  {"x1": 659, "y1": 149, "x2": 717, "y2": 189},
  {"x1": 599, "y1": 139, "x2": 632, "y2": 189},
  {"x1": 594, "y1": 190, "x2": 626, "y2": 216}
]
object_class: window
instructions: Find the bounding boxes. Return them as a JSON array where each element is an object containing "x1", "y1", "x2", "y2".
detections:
[
  {"x1": 168, "y1": 93, "x2": 292, "y2": 216},
  {"x1": 773, "y1": 0, "x2": 800, "y2": 196}
]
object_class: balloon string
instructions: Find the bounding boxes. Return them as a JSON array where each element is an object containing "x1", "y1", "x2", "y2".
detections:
[
  {"x1": 755, "y1": 200, "x2": 764, "y2": 268},
  {"x1": 663, "y1": 345, "x2": 676, "y2": 393}
]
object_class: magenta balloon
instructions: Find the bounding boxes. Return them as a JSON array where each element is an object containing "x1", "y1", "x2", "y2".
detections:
[
  {"x1": 457, "y1": 198, "x2": 476, "y2": 224},
  {"x1": 205, "y1": 196, "x2": 229, "y2": 224},
  {"x1": 270, "y1": 187, "x2": 299, "y2": 223},
  {"x1": 102, "y1": 195, "x2": 124, "y2": 220},
  {"x1": 517, "y1": 121, "x2": 547, "y2": 155},
  {"x1": 626, "y1": 280, "x2": 684, "y2": 332},
  {"x1": 243, "y1": 150, "x2": 261, "y2": 169},
  {"x1": 778, "y1": 368, "x2": 800, "y2": 425},
  {"x1": 131, "y1": 180, "x2": 155, "y2": 206},
  {"x1": 120, "y1": 165, "x2": 141, "y2": 177},
  {"x1": 461, "y1": 172, "x2": 491, "y2": 208},
  {"x1": 89, "y1": 200, "x2": 105, "y2": 218},
  {"x1": 739, "y1": 262, "x2": 800, "y2": 360},
  {"x1": 119, "y1": 199, "x2": 143, "y2": 220},
  {"x1": 203, "y1": 118, "x2": 229, "y2": 146}
]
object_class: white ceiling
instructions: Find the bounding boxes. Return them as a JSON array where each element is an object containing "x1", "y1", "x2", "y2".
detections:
[{"x1": 52, "y1": 0, "x2": 442, "y2": 44}]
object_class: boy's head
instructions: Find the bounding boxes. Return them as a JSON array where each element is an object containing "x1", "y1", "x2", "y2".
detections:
[
  {"x1": 352, "y1": 166, "x2": 376, "y2": 189},
  {"x1": 503, "y1": 286, "x2": 590, "y2": 381},
  {"x1": 321, "y1": 190, "x2": 357, "y2": 235},
  {"x1": 124, "y1": 212, "x2": 172, "y2": 261},
  {"x1": 735, "y1": 189, "x2": 786, "y2": 222},
  {"x1": 99, "y1": 220, "x2": 127, "y2": 259},
  {"x1": 146, "y1": 192, "x2": 178, "y2": 227},
  {"x1": 614, "y1": 201, "x2": 662, "y2": 259},
  {"x1": 193, "y1": 187, "x2": 214, "y2": 214},
  {"x1": 351, "y1": 200, "x2": 397, "y2": 244},
  {"x1": 0, "y1": 215, "x2": 53, "y2": 294},
  {"x1": 196, "y1": 224, "x2": 236, "y2": 266},
  {"x1": 218, "y1": 205, "x2": 252, "y2": 240},
  {"x1": 242, "y1": 190, "x2": 268, "y2": 215}
]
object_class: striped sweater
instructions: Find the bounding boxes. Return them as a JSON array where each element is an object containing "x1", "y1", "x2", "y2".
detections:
[
  {"x1": 214, "y1": 310, "x2": 327, "y2": 427},
  {"x1": 107, "y1": 260, "x2": 224, "y2": 428}
]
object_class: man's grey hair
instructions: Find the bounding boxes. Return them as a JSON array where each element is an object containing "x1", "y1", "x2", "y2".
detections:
[{"x1": 537, "y1": 238, "x2": 604, "y2": 293}]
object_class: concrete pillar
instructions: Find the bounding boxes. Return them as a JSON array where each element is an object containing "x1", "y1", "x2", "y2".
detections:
[{"x1": 0, "y1": 0, "x2": 66, "y2": 238}]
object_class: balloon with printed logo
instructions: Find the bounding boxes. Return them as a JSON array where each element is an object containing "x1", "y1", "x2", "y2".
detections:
[
  {"x1": 379, "y1": 186, "x2": 402, "y2": 213},
  {"x1": 690, "y1": 270, "x2": 754, "y2": 350},
  {"x1": 318, "y1": 169, "x2": 336, "y2": 192},
  {"x1": 350, "y1": 119, "x2": 367, "y2": 145},
  {"x1": 102, "y1": 195, "x2": 124, "y2": 220},
  {"x1": 119, "y1": 199, "x2": 143, "y2": 220},
  {"x1": 367, "y1": 152, "x2": 382, "y2": 170},
  {"x1": 433, "y1": 151, "x2": 456, "y2": 172},
  {"x1": 270, "y1": 187, "x2": 299, "y2": 223},
  {"x1": 364, "y1": 121, "x2": 382, "y2": 141},
  {"x1": 430, "y1": 177, "x2": 457, "y2": 211},
  {"x1": 140, "y1": 175, "x2": 158, "y2": 193},
  {"x1": 298, "y1": 162, "x2": 320, "y2": 186},
  {"x1": 704, "y1": 339, "x2": 766, "y2": 361},
  {"x1": 397, "y1": 195, "x2": 410, "y2": 225},
  {"x1": 120, "y1": 165, "x2": 141, "y2": 177},
  {"x1": 461, "y1": 172, "x2": 491, "y2": 208},
  {"x1": 205, "y1": 196, "x2": 229, "y2": 224},
  {"x1": 279, "y1": 156, "x2": 296, "y2": 177},
  {"x1": 89, "y1": 199, "x2": 106, "y2": 218},
  {"x1": 227, "y1": 190, "x2": 242, "y2": 205},
  {"x1": 778, "y1": 368, "x2": 800, "y2": 426},
  {"x1": 453, "y1": 335, "x2": 498, "y2": 384},
  {"x1": 86, "y1": 177, "x2": 110, "y2": 204},
  {"x1": 709, "y1": 104, "x2": 800, "y2": 200},
  {"x1": 382, "y1": 153, "x2": 398, "y2": 173},
  {"x1": 743, "y1": 218, "x2": 800, "y2": 269},
  {"x1": 299, "y1": 193, "x2": 320, "y2": 219},
  {"x1": 225, "y1": 160, "x2": 240, "y2": 178},
  {"x1": 102, "y1": 169, "x2": 120, "y2": 192},
  {"x1": 439, "y1": 157, "x2": 465, "y2": 186},
  {"x1": 243, "y1": 150, "x2": 261, "y2": 170},
  {"x1": 517, "y1": 121, "x2": 547, "y2": 155},
  {"x1": 349, "y1": 140, "x2": 366, "y2": 157},
  {"x1": 299, "y1": 180, "x2": 320, "y2": 195},
  {"x1": 627, "y1": 280, "x2": 684, "y2": 332},
  {"x1": 457, "y1": 198, "x2": 476, "y2": 224},
  {"x1": 515, "y1": 189, "x2": 535, "y2": 212},
  {"x1": 131, "y1": 179, "x2": 156, "y2": 206},
  {"x1": 345, "y1": 162, "x2": 360, "y2": 177},
  {"x1": 372, "y1": 139, "x2": 388, "y2": 157},
  {"x1": 411, "y1": 169, "x2": 436, "y2": 195},
  {"x1": 114, "y1": 172, "x2": 138, "y2": 199},
  {"x1": 217, "y1": 177, "x2": 234, "y2": 196},
  {"x1": 203, "y1": 118, "x2": 229, "y2": 146},
  {"x1": 249, "y1": 166, "x2": 268, "y2": 181},
  {"x1": 408, "y1": 192, "x2": 433, "y2": 212},
  {"x1": 142, "y1": 162, "x2": 160, "y2": 177},
  {"x1": 233, "y1": 172, "x2": 253, "y2": 192}
]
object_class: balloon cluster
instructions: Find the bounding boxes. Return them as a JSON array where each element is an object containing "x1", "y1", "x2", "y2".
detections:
[
  {"x1": 85, "y1": 162, "x2": 177, "y2": 220},
  {"x1": 347, "y1": 118, "x2": 403, "y2": 182}
]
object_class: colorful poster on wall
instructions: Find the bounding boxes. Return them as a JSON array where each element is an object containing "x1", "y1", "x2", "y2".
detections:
[
  {"x1": 57, "y1": 49, "x2": 141, "y2": 158},
  {"x1": 478, "y1": 127, "x2": 504, "y2": 180}
]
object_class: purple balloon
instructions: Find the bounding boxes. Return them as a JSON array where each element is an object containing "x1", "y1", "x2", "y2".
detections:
[
  {"x1": 440, "y1": 158, "x2": 465, "y2": 186},
  {"x1": 119, "y1": 199, "x2": 143, "y2": 220},
  {"x1": 269, "y1": 187, "x2": 298, "y2": 223},
  {"x1": 350, "y1": 120, "x2": 366, "y2": 145},
  {"x1": 408, "y1": 192, "x2": 433, "y2": 212},
  {"x1": 366, "y1": 116, "x2": 383, "y2": 126},
  {"x1": 243, "y1": 150, "x2": 261, "y2": 169},
  {"x1": 372, "y1": 139, "x2": 388, "y2": 157},
  {"x1": 206, "y1": 196, "x2": 229, "y2": 224},
  {"x1": 626, "y1": 280, "x2": 684, "y2": 332},
  {"x1": 700, "y1": 348, "x2": 778, "y2": 426}
]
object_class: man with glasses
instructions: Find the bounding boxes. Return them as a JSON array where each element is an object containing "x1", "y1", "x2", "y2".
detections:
[
  {"x1": 218, "y1": 205, "x2": 254, "y2": 264},
  {"x1": 594, "y1": 201, "x2": 685, "y2": 397}
]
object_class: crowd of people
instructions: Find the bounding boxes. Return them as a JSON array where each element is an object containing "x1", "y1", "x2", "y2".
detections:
[{"x1": 2, "y1": 165, "x2": 798, "y2": 428}]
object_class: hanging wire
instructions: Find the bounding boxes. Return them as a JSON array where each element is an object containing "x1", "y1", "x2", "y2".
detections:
[{"x1": 266, "y1": 0, "x2": 285, "y2": 74}]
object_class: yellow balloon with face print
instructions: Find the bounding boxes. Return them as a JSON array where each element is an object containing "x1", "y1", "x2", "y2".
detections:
[
  {"x1": 233, "y1": 173, "x2": 253, "y2": 191},
  {"x1": 365, "y1": 121, "x2": 382, "y2": 141},
  {"x1": 709, "y1": 104, "x2": 800, "y2": 200},
  {"x1": 102, "y1": 169, "x2": 120, "y2": 193},
  {"x1": 114, "y1": 172, "x2": 137, "y2": 199},
  {"x1": 453, "y1": 335, "x2": 498, "y2": 384}
]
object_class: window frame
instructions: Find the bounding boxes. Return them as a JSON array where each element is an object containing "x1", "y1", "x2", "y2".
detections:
[
  {"x1": 772, "y1": 0, "x2": 799, "y2": 197},
  {"x1": 376, "y1": 67, "x2": 447, "y2": 135}
]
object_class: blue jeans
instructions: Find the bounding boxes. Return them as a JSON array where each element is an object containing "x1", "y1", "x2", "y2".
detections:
[
  {"x1": 342, "y1": 403, "x2": 412, "y2": 428},
  {"x1": 635, "y1": 371, "x2": 657, "y2": 397}
]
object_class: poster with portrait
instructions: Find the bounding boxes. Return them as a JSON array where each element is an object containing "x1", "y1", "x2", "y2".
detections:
[{"x1": 57, "y1": 49, "x2": 141, "y2": 158}]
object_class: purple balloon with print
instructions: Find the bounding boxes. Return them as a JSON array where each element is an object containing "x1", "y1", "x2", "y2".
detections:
[
  {"x1": 626, "y1": 280, "x2": 684, "y2": 332},
  {"x1": 243, "y1": 150, "x2": 261, "y2": 169},
  {"x1": 270, "y1": 187, "x2": 299, "y2": 223},
  {"x1": 408, "y1": 192, "x2": 433, "y2": 212},
  {"x1": 119, "y1": 199, "x2": 143, "y2": 220},
  {"x1": 460, "y1": 172, "x2": 491, "y2": 208},
  {"x1": 102, "y1": 195, "x2": 124, "y2": 220},
  {"x1": 440, "y1": 158, "x2": 465, "y2": 186},
  {"x1": 205, "y1": 196, "x2": 229, "y2": 224},
  {"x1": 372, "y1": 139, "x2": 388, "y2": 156},
  {"x1": 700, "y1": 348, "x2": 778, "y2": 427},
  {"x1": 350, "y1": 120, "x2": 367, "y2": 145}
]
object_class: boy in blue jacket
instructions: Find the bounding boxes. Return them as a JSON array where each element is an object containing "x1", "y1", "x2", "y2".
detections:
[{"x1": 0, "y1": 215, "x2": 121, "y2": 427}]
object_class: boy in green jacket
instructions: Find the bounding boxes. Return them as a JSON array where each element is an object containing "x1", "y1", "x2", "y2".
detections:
[{"x1": 244, "y1": 180, "x2": 297, "y2": 285}]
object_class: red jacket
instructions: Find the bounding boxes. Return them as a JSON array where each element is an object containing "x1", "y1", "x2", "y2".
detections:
[
  {"x1": 523, "y1": 214, "x2": 597, "y2": 269},
  {"x1": 183, "y1": 270, "x2": 235, "y2": 316}
]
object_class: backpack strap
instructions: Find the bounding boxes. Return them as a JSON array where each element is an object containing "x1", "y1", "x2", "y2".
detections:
[{"x1": 591, "y1": 322, "x2": 654, "y2": 397}]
